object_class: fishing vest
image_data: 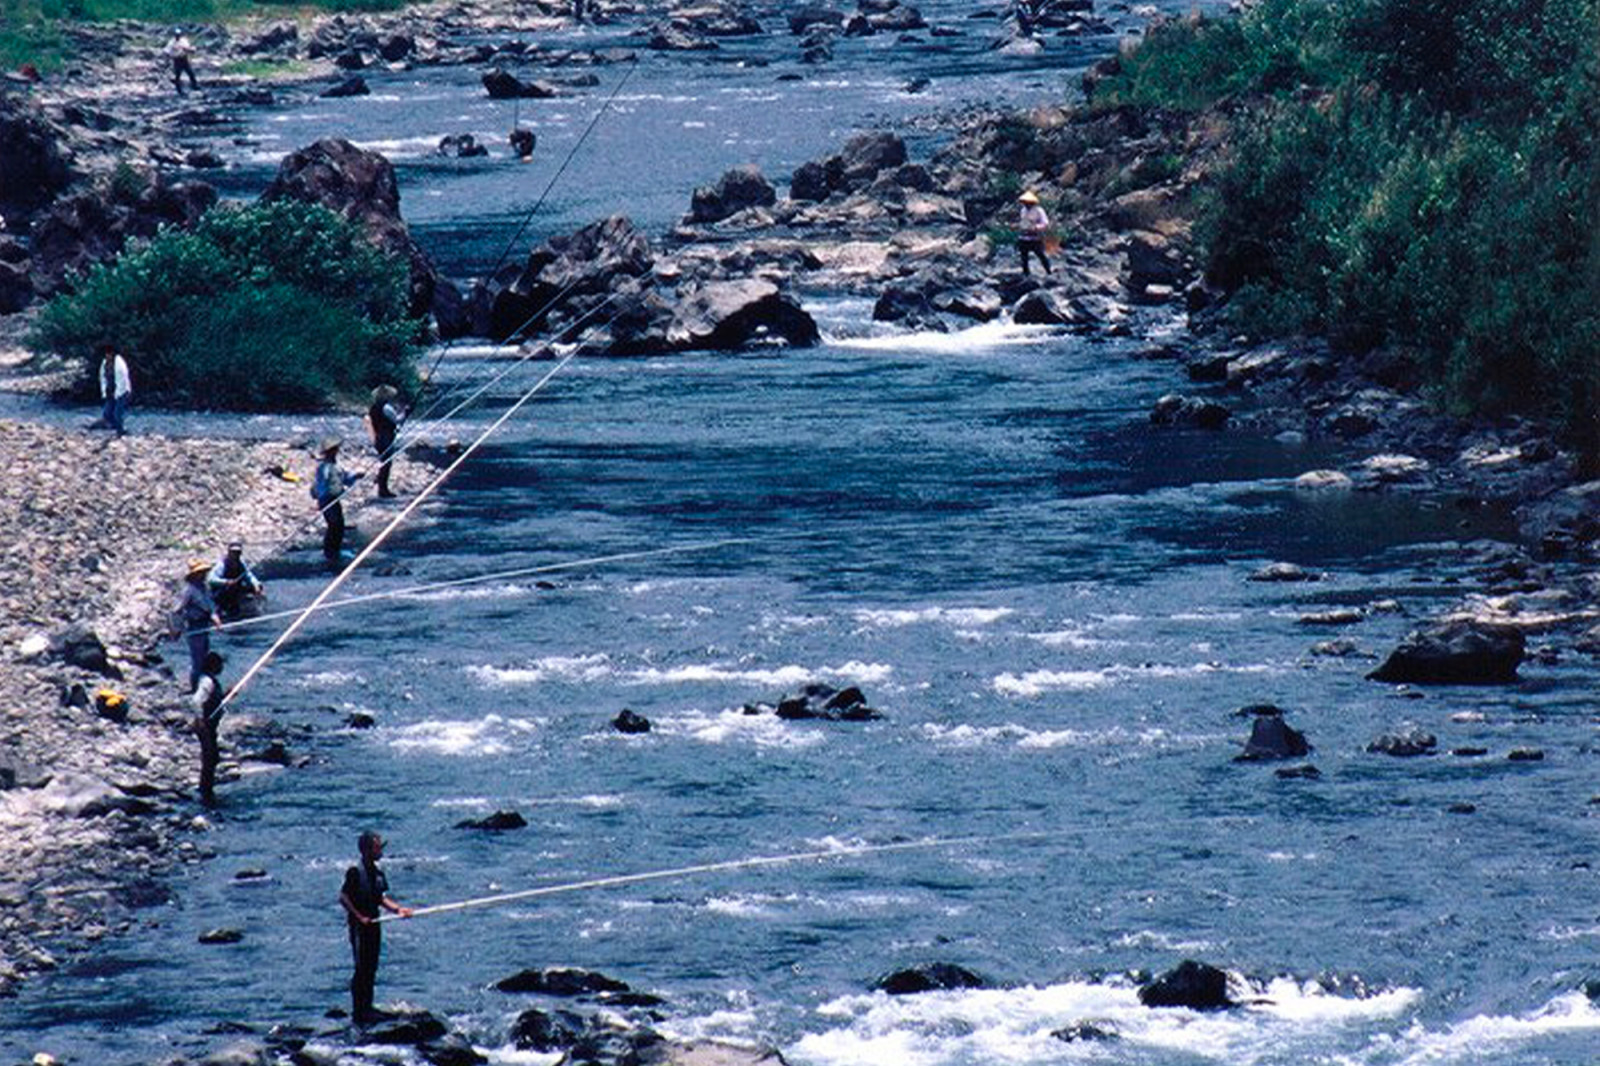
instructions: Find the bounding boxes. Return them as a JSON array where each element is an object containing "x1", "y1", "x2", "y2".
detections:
[{"x1": 346, "y1": 862, "x2": 388, "y2": 923}]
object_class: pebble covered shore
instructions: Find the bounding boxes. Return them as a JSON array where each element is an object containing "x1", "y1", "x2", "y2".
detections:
[{"x1": 0, "y1": 365, "x2": 409, "y2": 996}]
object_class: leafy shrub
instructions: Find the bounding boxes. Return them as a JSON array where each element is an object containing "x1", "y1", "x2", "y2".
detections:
[
  {"x1": 1153, "y1": 0, "x2": 1599, "y2": 456},
  {"x1": 30, "y1": 200, "x2": 423, "y2": 411},
  {"x1": 1091, "y1": 0, "x2": 1348, "y2": 112}
]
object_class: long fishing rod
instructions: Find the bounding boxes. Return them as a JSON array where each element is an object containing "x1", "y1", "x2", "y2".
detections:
[
  {"x1": 218, "y1": 298, "x2": 628, "y2": 712},
  {"x1": 238, "y1": 61, "x2": 641, "y2": 568},
  {"x1": 382, "y1": 832, "x2": 1057, "y2": 923},
  {"x1": 237, "y1": 288, "x2": 624, "y2": 576},
  {"x1": 203, "y1": 538, "x2": 754, "y2": 636},
  {"x1": 411, "y1": 58, "x2": 638, "y2": 403}
]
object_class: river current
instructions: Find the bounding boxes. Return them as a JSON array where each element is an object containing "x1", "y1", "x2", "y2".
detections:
[{"x1": 5, "y1": 3, "x2": 1599, "y2": 1063}]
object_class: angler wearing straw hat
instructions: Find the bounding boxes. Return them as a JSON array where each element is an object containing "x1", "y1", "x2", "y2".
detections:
[
  {"x1": 338, "y1": 831, "x2": 413, "y2": 1026},
  {"x1": 312, "y1": 437, "x2": 360, "y2": 566},
  {"x1": 1016, "y1": 190, "x2": 1053, "y2": 277},
  {"x1": 366, "y1": 385, "x2": 404, "y2": 500},
  {"x1": 172, "y1": 559, "x2": 222, "y2": 692},
  {"x1": 207, "y1": 541, "x2": 265, "y2": 620}
]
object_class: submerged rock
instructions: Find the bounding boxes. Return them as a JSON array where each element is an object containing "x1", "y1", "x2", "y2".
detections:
[
  {"x1": 496, "y1": 967, "x2": 632, "y2": 996},
  {"x1": 1053, "y1": 1021, "x2": 1119, "y2": 1042},
  {"x1": 1138, "y1": 960, "x2": 1235, "y2": 1010},
  {"x1": 1367, "y1": 730, "x2": 1437, "y2": 757},
  {"x1": 774, "y1": 683, "x2": 881, "y2": 721},
  {"x1": 612, "y1": 709, "x2": 651, "y2": 734},
  {"x1": 455, "y1": 809, "x2": 528, "y2": 830},
  {"x1": 1367, "y1": 620, "x2": 1525, "y2": 685},
  {"x1": 874, "y1": 962, "x2": 989, "y2": 994}
]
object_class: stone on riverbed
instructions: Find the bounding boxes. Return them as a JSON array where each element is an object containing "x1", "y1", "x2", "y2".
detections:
[
  {"x1": 773, "y1": 683, "x2": 881, "y2": 721},
  {"x1": 1138, "y1": 960, "x2": 1236, "y2": 1010},
  {"x1": 874, "y1": 962, "x2": 989, "y2": 994},
  {"x1": 1233, "y1": 705, "x2": 1311, "y2": 761},
  {"x1": 1367, "y1": 620, "x2": 1525, "y2": 685},
  {"x1": 496, "y1": 967, "x2": 632, "y2": 996}
]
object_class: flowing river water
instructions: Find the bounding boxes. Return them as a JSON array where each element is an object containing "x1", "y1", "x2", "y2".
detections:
[{"x1": 4, "y1": 3, "x2": 1599, "y2": 1063}]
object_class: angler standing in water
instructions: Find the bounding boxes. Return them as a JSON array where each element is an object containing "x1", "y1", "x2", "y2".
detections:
[
  {"x1": 190, "y1": 651, "x2": 226, "y2": 806},
  {"x1": 172, "y1": 559, "x2": 222, "y2": 692},
  {"x1": 312, "y1": 437, "x2": 358, "y2": 566},
  {"x1": 339, "y1": 831, "x2": 413, "y2": 1026},
  {"x1": 366, "y1": 385, "x2": 403, "y2": 499}
]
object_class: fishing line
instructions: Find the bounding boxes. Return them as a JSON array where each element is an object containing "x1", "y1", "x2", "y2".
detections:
[
  {"x1": 382, "y1": 831, "x2": 1064, "y2": 923},
  {"x1": 413, "y1": 58, "x2": 638, "y2": 396},
  {"x1": 202, "y1": 537, "x2": 754, "y2": 636},
  {"x1": 218, "y1": 298, "x2": 628, "y2": 711}
]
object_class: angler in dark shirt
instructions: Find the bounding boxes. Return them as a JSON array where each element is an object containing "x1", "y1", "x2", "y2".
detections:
[
  {"x1": 338, "y1": 830, "x2": 413, "y2": 1025},
  {"x1": 366, "y1": 385, "x2": 402, "y2": 499}
]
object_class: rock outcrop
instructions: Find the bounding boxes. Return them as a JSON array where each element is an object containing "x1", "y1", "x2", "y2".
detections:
[
  {"x1": 259, "y1": 138, "x2": 439, "y2": 319},
  {"x1": 1367, "y1": 620, "x2": 1526, "y2": 685},
  {"x1": 1138, "y1": 960, "x2": 1236, "y2": 1010}
]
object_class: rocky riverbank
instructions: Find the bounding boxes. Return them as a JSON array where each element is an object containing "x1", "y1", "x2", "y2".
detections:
[
  {"x1": 4, "y1": 1, "x2": 1599, "y2": 1059},
  {"x1": 0, "y1": 353, "x2": 437, "y2": 1004}
]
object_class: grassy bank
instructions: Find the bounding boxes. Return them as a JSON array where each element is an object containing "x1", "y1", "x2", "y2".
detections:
[
  {"x1": 1096, "y1": 0, "x2": 1600, "y2": 463},
  {"x1": 0, "y1": 0, "x2": 410, "y2": 71}
]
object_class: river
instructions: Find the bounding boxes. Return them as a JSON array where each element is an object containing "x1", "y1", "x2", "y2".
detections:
[{"x1": 4, "y1": 3, "x2": 1599, "y2": 1063}]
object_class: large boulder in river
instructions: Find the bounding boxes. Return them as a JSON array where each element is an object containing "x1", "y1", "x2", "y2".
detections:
[
  {"x1": 875, "y1": 963, "x2": 989, "y2": 994},
  {"x1": 1138, "y1": 960, "x2": 1236, "y2": 1010},
  {"x1": 1367, "y1": 619, "x2": 1525, "y2": 685},
  {"x1": 481, "y1": 214, "x2": 654, "y2": 341},
  {"x1": 789, "y1": 131, "x2": 908, "y2": 201},
  {"x1": 689, "y1": 164, "x2": 777, "y2": 224},
  {"x1": 0, "y1": 91, "x2": 75, "y2": 219},
  {"x1": 1234, "y1": 705, "x2": 1310, "y2": 761},
  {"x1": 666, "y1": 278, "x2": 819, "y2": 351},
  {"x1": 482, "y1": 68, "x2": 558, "y2": 99},
  {"x1": 260, "y1": 138, "x2": 437, "y2": 317}
]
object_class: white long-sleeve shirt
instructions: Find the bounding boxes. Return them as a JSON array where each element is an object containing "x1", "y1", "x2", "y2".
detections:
[{"x1": 100, "y1": 355, "x2": 131, "y2": 400}]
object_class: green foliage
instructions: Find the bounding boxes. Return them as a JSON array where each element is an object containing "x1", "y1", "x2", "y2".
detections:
[
  {"x1": 1, "y1": 0, "x2": 412, "y2": 68},
  {"x1": 1091, "y1": 0, "x2": 1349, "y2": 112},
  {"x1": 1134, "y1": 0, "x2": 1600, "y2": 456},
  {"x1": 29, "y1": 201, "x2": 423, "y2": 411}
]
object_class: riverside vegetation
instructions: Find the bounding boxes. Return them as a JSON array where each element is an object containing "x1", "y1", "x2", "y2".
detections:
[
  {"x1": 30, "y1": 199, "x2": 424, "y2": 409},
  {"x1": 0, "y1": 0, "x2": 407, "y2": 73},
  {"x1": 1092, "y1": 0, "x2": 1600, "y2": 465}
]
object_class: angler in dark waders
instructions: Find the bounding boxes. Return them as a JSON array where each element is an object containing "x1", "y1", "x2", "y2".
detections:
[
  {"x1": 339, "y1": 831, "x2": 413, "y2": 1025},
  {"x1": 367, "y1": 385, "x2": 403, "y2": 499},
  {"x1": 191, "y1": 650, "x2": 226, "y2": 806}
]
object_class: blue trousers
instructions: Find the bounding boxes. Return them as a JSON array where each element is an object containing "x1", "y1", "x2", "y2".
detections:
[{"x1": 101, "y1": 395, "x2": 129, "y2": 434}]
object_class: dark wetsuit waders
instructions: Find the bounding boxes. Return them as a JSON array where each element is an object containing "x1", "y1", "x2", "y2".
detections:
[
  {"x1": 342, "y1": 861, "x2": 388, "y2": 1023},
  {"x1": 368, "y1": 399, "x2": 398, "y2": 498}
]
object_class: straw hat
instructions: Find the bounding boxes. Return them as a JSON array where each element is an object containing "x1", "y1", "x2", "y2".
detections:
[
  {"x1": 186, "y1": 558, "x2": 210, "y2": 577},
  {"x1": 371, "y1": 384, "x2": 398, "y2": 403},
  {"x1": 319, "y1": 436, "x2": 342, "y2": 456},
  {"x1": 1018, "y1": 190, "x2": 1040, "y2": 204}
]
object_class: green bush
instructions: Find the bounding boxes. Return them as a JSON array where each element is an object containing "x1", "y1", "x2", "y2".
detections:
[
  {"x1": 1091, "y1": 0, "x2": 1349, "y2": 112},
  {"x1": 30, "y1": 200, "x2": 423, "y2": 411},
  {"x1": 1146, "y1": 0, "x2": 1599, "y2": 457}
]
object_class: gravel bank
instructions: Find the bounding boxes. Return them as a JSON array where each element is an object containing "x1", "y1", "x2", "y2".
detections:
[{"x1": 0, "y1": 399, "x2": 413, "y2": 996}]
